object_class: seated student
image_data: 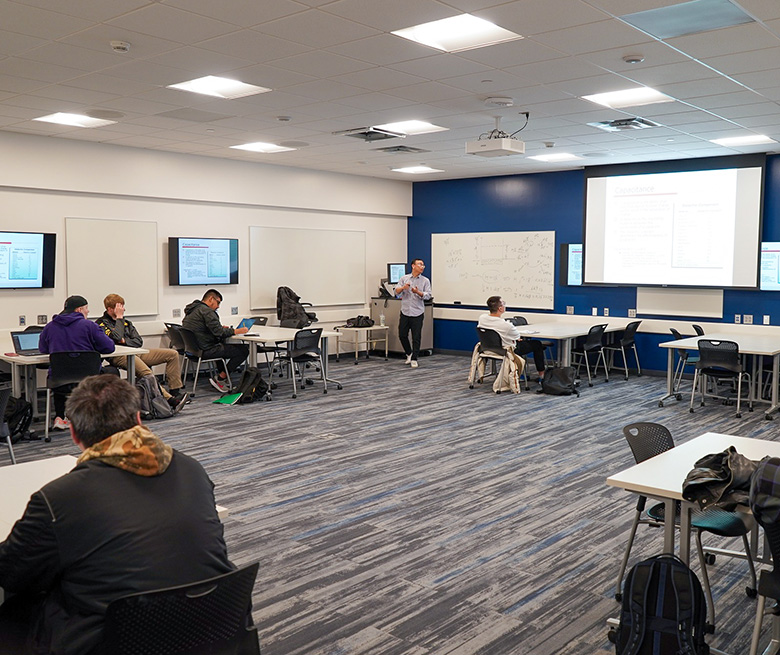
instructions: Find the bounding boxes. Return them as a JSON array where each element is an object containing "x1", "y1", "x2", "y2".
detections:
[
  {"x1": 182, "y1": 289, "x2": 249, "y2": 392},
  {"x1": 0, "y1": 375, "x2": 235, "y2": 655},
  {"x1": 39, "y1": 295, "x2": 115, "y2": 431},
  {"x1": 95, "y1": 293, "x2": 188, "y2": 412},
  {"x1": 477, "y1": 296, "x2": 547, "y2": 381}
]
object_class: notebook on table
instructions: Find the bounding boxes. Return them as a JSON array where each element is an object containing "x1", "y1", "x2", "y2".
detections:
[{"x1": 11, "y1": 331, "x2": 42, "y2": 355}]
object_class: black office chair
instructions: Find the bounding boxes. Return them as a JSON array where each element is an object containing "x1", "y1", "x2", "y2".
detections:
[
  {"x1": 571, "y1": 324, "x2": 609, "y2": 386},
  {"x1": 246, "y1": 317, "x2": 284, "y2": 372},
  {"x1": 750, "y1": 458, "x2": 780, "y2": 655},
  {"x1": 102, "y1": 562, "x2": 261, "y2": 655},
  {"x1": 0, "y1": 385, "x2": 17, "y2": 464},
  {"x1": 693, "y1": 324, "x2": 705, "y2": 336},
  {"x1": 669, "y1": 327, "x2": 699, "y2": 397},
  {"x1": 689, "y1": 339, "x2": 752, "y2": 418},
  {"x1": 616, "y1": 422, "x2": 757, "y2": 631},
  {"x1": 276, "y1": 328, "x2": 326, "y2": 398},
  {"x1": 45, "y1": 351, "x2": 103, "y2": 441},
  {"x1": 469, "y1": 327, "x2": 507, "y2": 391},
  {"x1": 179, "y1": 327, "x2": 232, "y2": 395},
  {"x1": 507, "y1": 315, "x2": 555, "y2": 367},
  {"x1": 604, "y1": 320, "x2": 642, "y2": 381}
]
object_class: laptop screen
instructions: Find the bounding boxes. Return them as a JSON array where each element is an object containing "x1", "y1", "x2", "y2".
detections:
[{"x1": 11, "y1": 331, "x2": 41, "y2": 353}]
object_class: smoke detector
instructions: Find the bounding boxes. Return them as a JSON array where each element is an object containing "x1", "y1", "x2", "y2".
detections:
[
  {"x1": 622, "y1": 54, "x2": 645, "y2": 64},
  {"x1": 484, "y1": 96, "x2": 514, "y2": 107},
  {"x1": 110, "y1": 40, "x2": 130, "y2": 53}
]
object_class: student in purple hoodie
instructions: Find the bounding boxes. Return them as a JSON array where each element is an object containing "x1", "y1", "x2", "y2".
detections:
[{"x1": 39, "y1": 295, "x2": 115, "y2": 431}]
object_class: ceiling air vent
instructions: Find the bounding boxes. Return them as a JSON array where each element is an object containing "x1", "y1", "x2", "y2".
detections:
[
  {"x1": 374, "y1": 145, "x2": 430, "y2": 154},
  {"x1": 333, "y1": 126, "x2": 405, "y2": 142},
  {"x1": 588, "y1": 117, "x2": 661, "y2": 132}
]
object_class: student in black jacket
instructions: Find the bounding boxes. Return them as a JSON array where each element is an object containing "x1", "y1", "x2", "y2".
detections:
[{"x1": 0, "y1": 375, "x2": 235, "y2": 655}]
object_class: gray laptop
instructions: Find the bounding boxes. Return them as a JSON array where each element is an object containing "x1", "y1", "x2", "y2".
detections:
[{"x1": 11, "y1": 331, "x2": 42, "y2": 355}]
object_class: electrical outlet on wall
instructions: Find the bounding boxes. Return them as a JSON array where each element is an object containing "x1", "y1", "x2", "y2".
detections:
[
  {"x1": 37, "y1": 314, "x2": 47, "y2": 324},
  {"x1": 172, "y1": 308, "x2": 181, "y2": 318},
  {"x1": 735, "y1": 314, "x2": 741, "y2": 324},
  {"x1": 603, "y1": 308, "x2": 609, "y2": 317},
  {"x1": 764, "y1": 315, "x2": 771, "y2": 325},
  {"x1": 628, "y1": 309, "x2": 636, "y2": 318},
  {"x1": 231, "y1": 306, "x2": 238, "y2": 315},
  {"x1": 18, "y1": 315, "x2": 25, "y2": 326},
  {"x1": 566, "y1": 306, "x2": 574, "y2": 315},
  {"x1": 744, "y1": 314, "x2": 753, "y2": 324},
  {"x1": 592, "y1": 307, "x2": 598, "y2": 316}
]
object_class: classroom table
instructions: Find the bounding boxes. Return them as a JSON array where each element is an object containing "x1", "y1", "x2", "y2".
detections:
[
  {"x1": 658, "y1": 332, "x2": 780, "y2": 418},
  {"x1": 334, "y1": 325, "x2": 389, "y2": 364},
  {"x1": 235, "y1": 326, "x2": 343, "y2": 389},
  {"x1": 606, "y1": 432, "x2": 780, "y2": 564},
  {"x1": 509, "y1": 321, "x2": 622, "y2": 367},
  {"x1": 0, "y1": 346, "x2": 149, "y2": 417}
]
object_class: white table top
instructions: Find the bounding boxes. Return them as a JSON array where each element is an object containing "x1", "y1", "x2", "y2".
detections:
[
  {"x1": 659, "y1": 332, "x2": 780, "y2": 356},
  {"x1": 510, "y1": 321, "x2": 623, "y2": 340},
  {"x1": 237, "y1": 325, "x2": 340, "y2": 342},
  {"x1": 606, "y1": 432, "x2": 780, "y2": 500},
  {"x1": 0, "y1": 345, "x2": 149, "y2": 366},
  {"x1": 0, "y1": 455, "x2": 228, "y2": 542},
  {"x1": 335, "y1": 325, "x2": 389, "y2": 332}
]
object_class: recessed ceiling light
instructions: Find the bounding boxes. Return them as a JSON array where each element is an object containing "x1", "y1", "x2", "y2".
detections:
[
  {"x1": 33, "y1": 112, "x2": 117, "y2": 128},
  {"x1": 710, "y1": 135, "x2": 777, "y2": 147},
  {"x1": 392, "y1": 14, "x2": 522, "y2": 53},
  {"x1": 527, "y1": 153, "x2": 583, "y2": 162},
  {"x1": 373, "y1": 120, "x2": 448, "y2": 136},
  {"x1": 392, "y1": 165, "x2": 444, "y2": 174},
  {"x1": 582, "y1": 87, "x2": 673, "y2": 109},
  {"x1": 230, "y1": 142, "x2": 296, "y2": 153},
  {"x1": 168, "y1": 76, "x2": 270, "y2": 99},
  {"x1": 621, "y1": 0, "x2": 754, "y2": 40}
]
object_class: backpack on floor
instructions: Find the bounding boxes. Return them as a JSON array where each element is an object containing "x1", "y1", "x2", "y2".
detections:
[
  {"x1": 136, "y1": 376, "x2": 174, "y2": 420},
  {"x1": 235, "y1": 366, "x2": 269, "y2": 404},
  {"x1": 4, "y1": 396, "x2": 33, "y2": 443},
  {"x1": 539, "y1": 366, "x2": 579, "y2": 397},
  {"x1": 613, "y1": 554, "x2": 709, "y2": 655}
]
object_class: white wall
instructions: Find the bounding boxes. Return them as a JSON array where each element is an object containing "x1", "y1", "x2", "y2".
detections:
[{"x1": 0, "y1": 133, "x2": 411, "y2": 334}]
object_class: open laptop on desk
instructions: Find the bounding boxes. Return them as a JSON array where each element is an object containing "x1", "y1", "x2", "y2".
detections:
[
  {"x1": 11, "y1": 331, "x2": 42, "y2": 355},
  {"x1": 236, "y1": 318, "x2": 256, "y2": 335}
]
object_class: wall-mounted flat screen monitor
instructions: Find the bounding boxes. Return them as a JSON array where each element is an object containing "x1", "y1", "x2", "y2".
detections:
[
  {"x1": 387, "y1": 262, "x2": 407, "y2": 284},
  {"x1": 0, "y1": 231, "x2": 56, "y2": 289},
  {"x1": 168, "y1": 237, "x2": 239, "y2": 286},
  {"x1": 583, "y1": 155, "x2": 764, "y2": 289},
  {"x1": 559, "y1": 243, "x2": 582, "y2": 286},
  {"x1": 761, "y1": 242, "x2": 780, "y2": 291}
]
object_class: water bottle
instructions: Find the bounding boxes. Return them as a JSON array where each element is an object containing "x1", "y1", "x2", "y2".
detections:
[{"x1": 379, "y1": 311, "x2": 385, "y2": 326}]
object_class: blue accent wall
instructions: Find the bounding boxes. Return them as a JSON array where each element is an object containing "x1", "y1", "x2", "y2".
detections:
[{"x1": 412, "y1": 155, "x2": 780, "y2": 372}]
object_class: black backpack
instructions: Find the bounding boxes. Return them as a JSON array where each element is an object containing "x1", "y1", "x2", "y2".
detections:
[
  {"x1": 136, "y1": 376, "x2": 174, "y2": 420},
  {"x1": 613, "y1": 554, "x2": 709, "y2": 655},
  {"x1": 539, "y1": 366, "x2": 579, "y2": 396},
  {"x1": 4, "y1": 396, "x2": 33, "y2": 444},
  {"x1": 235, "y1": 367, "x2": 269, "y2": 404}
]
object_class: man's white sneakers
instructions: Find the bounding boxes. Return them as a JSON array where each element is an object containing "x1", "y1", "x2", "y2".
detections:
[
  {"x1": 405, "y1": 354, "x2": 412, "y2": 365},
  {"x1": 410, "y1": 360, "x2": 419, "y2": 368}
]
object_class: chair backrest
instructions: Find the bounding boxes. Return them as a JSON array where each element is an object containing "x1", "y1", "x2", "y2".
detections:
[
  {"x1": 697, "y1": 339, "x2": 741, "y2": 373},
  {"x1": 49, "y1": 351, "x2": 103, "y2": 388},
  {"x1": 619, "y1": 320, "x2": 641, "y2": 347},
  {"x1": 102, "y1": 562, "x2": 260, "y2": 655},
  {"x1": 692, "y1": 324, "x2": 705, "y2": 336},
  {"x1": 23, "y1": 324, "x2": 44, "y2": 333},
  {"x1": 508, "y1": 316, "x2": 528, "y2": 326},
  {"x1": 476, "y1": 327, "x2": 505, "y2": 357},
  {"x1": 165, "y1": 324, "x2": 186, "y2": 354},
  {"x1": 249, "y1": 316, "x2": 268, "y2": 326},
  {"x1": 669, "y1": 327, "x2": 689, "y2": 359},
  {"x1": 0, "y1": 386, "x2": 11, "y2": 440},
  {"x1": 750, "y1": 458, "x2": 780, "y2": 579},
  {"x1": 178, "y1": 327, "x2": 204, "y2": 358},
  {"x1": 582, "y1": 324, "x2": 608, "y2": 351},
  {"x1": 622, "y1": 422, "x2": 675, "y2": 464},
  {"x1": 291, "y1": 328, "x2": 322, "y2": 356}
]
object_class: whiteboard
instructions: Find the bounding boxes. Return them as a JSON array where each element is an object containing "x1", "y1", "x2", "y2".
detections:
[
  {"x1": 637, "y1": 287, "x2": 723, "y2": 318},
  {"x1": 431, "y1": 231, "x2": 555, "y2": 309},
  {"x1": 249, "y1": 226, "x2": 365, "y2": 308},
  {"x1": 66, "y1": 217, "x2": 158, "y2": 316}
]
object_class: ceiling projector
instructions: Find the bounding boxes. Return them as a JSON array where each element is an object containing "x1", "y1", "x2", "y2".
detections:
[{"x1": 465, "y1": 137, "x2": 525, "y2": 157}]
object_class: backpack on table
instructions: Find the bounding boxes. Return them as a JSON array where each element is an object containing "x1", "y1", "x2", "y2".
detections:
[
  {"x1": 136, "y1": 376, "x2": 174, "y2": 419},
  {"x1": 612, "y1": 553, "x2": 709, "y2": 655}
]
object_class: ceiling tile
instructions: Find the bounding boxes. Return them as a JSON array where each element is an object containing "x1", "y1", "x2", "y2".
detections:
[
  {"x1": 456, "y1": 37, "x2": 568, "y2": 68},
  {"x1": 477, "y1": 0, "x2": 610, "y2": 36},
  {"x1": 530, "y1": 19, "x2": 652, "y2": 56},
  {"x1": 10, "y1": 0, "x2": 150, "y2": 22},
  {"x1": 323, "y1": 0, "x2": 457, "y2": 32},
  {"x1": 0, "y1": 1, "x2": 93, "y2": 39},
  {"x1": 196, "y1": 29, "x2": 311, "y2": 63},
  {"x1": 330, "y1": 67, "x2": 427, "y2": 91},
  {"x1": 163, "y1": 0, "x2": 306, "y2": 26},
  {"x1": 271, "y1": 50, "x2": 374, "y2": 77},
  {"x1": 145, "y1": 46, "x2": 254, "y2": 75},
  {"x1": 506, "y1": 57, "x2": 605, "y2": 85},
  {"x1": 13, "y1": 42, "x2": 121, "y2": 72},
  {"x1": 0, "y1": 29, "x2": 47, "y2": 56},
  {"x1": 105, "y1": 4, "x2": 238, "y2": 43},
  {"x1": 255, "y1": 9, "x2": 380, "y2": 48},
  {"x1": 0, "y1": 57, "x2": 85, "y2": 84},
  {"x1": 704, "y1": 47, "x2": 780, "y2": 75},
  {"x1": 328, "y1": 34, "x2": 434, "y2": 67},
  {"x1": 388, "y1": 53, "x2": 493, "y2": 80},
  {"x1": 665, "y1": 22, "x2": 780, "y2": 59}
]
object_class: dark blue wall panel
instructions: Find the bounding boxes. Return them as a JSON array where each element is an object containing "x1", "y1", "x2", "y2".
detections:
[{"x1": 413, "y1": 155, "x2": 780, "y2": 371}]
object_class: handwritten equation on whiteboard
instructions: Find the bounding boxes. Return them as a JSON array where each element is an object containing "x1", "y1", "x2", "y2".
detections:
[{"x1": 432, "y1": 231, "x2": 555, "y2": 309}]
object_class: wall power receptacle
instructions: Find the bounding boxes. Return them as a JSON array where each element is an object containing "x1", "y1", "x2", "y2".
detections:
[
  {"x1": 764, "y1": 315, "x2": 771, "y2": 325},
  {"x1": 734, "y1": 314, "x2": 741, "y2": 324},
  {"x1": 566, "y1": 306, "x2": 574, "y2": 315},
  {"x1": 592, "y1": 307, "x2": 598, "y2": 316},
  {"x1": 603, "y1": 308, "x2": 609, "y2": 316},
  {"x1": 744, "y1": 314, "x2": 753, "y2": 325},
  {"x1": 628, "y1": 309, "x2": 637, "y2": 318},
  {"x1": 37, "y1": 314, "x2": 47, "y2": 324},
  {"x1": 231, "y1": 306, "x2": 239, "y2": 315},
  {"x1": 172, "y1": 308, "x2": 181, "y2": 318},
  {"x1": 19, "y1": 315, "x2": 25, "y2": 326}
]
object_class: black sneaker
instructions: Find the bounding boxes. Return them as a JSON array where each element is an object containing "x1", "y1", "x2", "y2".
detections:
[{"x1": 169, "y1": 392, "x2": 189, "y2": 415}]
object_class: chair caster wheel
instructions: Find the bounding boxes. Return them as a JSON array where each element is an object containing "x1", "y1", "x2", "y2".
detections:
[
  {"x1": 291, "y1": 394, "x2": 297, "y2": 399},
  {"x1": 306, "y1": 379, "x2": 314, "y2": 386},
  {"x1": 270, "y1": 383, "x2": 277, "y2": 390},
  {"x1": 336, "y1": 384, "x2": 342, "y2": 390},
  {"x1": 736, "y1": 413, "x2": 742, "y2": 418},
  {"x1": 705, "y1": 623, "x2": 715, "y2": 635},
  {"x1": 495, "y1": 390, "x2": 501, "y2": 394},
  {"x1": 747, "y1": 586, "x2": 757, "y2": 598},
  {"x1": 658, "y1": 401, "x2": 664, "y2": 407},
  {"x1": 45, "y1": 436, "x2": 51, "y2": 443},
  {"x1": 615, "y1": 593, "x2": 622, "y2": 603},
  {"x1": 469, "y1": 385, "x2": 474, "y2": 389},
  {"x1": 607, "y1": 627, "x2": 617, "y2": 644},
  {"x1": 689, "y1": 408, "x2": 694, "y2": 413},
  {"x1": 704, "y1": 553, "x2": 716, "y2": 565},
  {"x1": 588, "y1": 382, "x2": 593, "y2": 387},
  {"x1": 766, "y1": 414, "x2": 774, "y2": 420},
  {"x1": 323, "y1": 389, "x2": 327, "y2": 394}
]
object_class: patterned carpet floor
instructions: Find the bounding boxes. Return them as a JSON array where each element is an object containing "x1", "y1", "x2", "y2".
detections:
[{"x1": 9, "y1": 353, "x2": 779, "y2": 654}]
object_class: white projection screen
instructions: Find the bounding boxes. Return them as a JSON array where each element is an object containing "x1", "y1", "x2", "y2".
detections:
[{"x1": 583, "y1": 159, "x2": 764, "y2": 288}]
